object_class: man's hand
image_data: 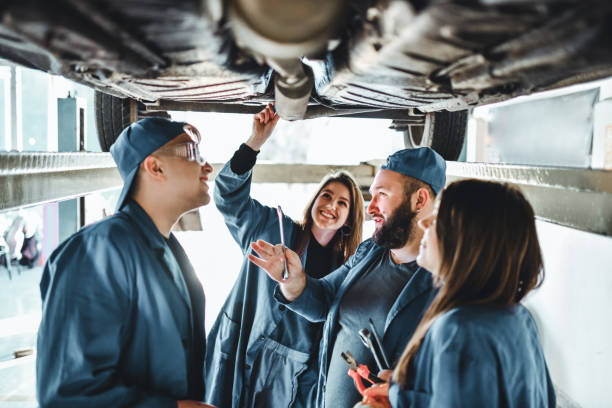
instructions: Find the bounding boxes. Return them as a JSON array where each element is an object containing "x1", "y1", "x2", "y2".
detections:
[
  {"x1": 177, "y1": 400, "x2": 216, "y2": 408},
  {"x1": 361, "y1": 382, "x2": 391, "y2": 408},
  {"x1": 248, "y1": 240, "x2": 306, "y2": 302},
  {"x1": 246, "y1": 103, "x2": 280, "y2": 151}
]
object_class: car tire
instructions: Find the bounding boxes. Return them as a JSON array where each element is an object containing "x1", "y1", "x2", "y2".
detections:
[
  {"x1": 94, "y1": 91, "x2": 170, "y2": 152},
  {"x1": 403, "y1": 110, "x2": 468, "y2": 161},
  {"x1": 95, "y1": 91, "x2": 133, "y2": 152}
]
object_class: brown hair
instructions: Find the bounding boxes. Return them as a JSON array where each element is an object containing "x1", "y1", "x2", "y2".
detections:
[
  {"x1": 393, "y1": 179, "x2": 544, "y2": 384},
  {"x1": 295, "y1": 170, "x2": 364, "y2": 264},
  {"x1": 403, "y1": 177, "x2": 436, "y2": 201}
]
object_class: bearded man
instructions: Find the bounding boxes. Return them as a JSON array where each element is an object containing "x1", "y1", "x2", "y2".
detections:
[{"x1": 248, "y1": 147, "x2": 446, "y2": 408}]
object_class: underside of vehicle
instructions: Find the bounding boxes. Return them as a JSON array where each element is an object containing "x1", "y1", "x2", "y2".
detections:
[{"x1": 1, "y1": 0, "x2": 612, "y2": 156}]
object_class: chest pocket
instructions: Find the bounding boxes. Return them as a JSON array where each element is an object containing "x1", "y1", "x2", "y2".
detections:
[{"x1": 250, "y1": 338, "x2": 310, "y2": 408}]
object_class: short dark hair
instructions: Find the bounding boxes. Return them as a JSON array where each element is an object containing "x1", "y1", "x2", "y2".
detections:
[{"x1": 403, "y1": 176, "x2": 435, "y2": 200}]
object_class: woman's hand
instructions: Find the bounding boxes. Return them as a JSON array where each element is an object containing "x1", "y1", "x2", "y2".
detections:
[
  {"x1": 361, "y1": 382, "x2": 391, "y2": 408},
  {"x1": 248, "y1": 239, "x2": 306, "y2": 301},
  {"x1": 246, "y1": 103, "x2": 280, "y2": 151}
]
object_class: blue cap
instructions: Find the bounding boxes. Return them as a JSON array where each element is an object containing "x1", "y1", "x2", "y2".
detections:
[
  {"x1": 110, "y1": 117, "x2": 187, "y2": 211},
  {"x1": 381, "y1": 147, "x2": 446, "y2": 194}
]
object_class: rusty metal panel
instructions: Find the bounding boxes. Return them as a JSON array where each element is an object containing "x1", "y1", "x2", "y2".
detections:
[{"x1": 446, "y1": 162, "x2": 612, "y2": 236}]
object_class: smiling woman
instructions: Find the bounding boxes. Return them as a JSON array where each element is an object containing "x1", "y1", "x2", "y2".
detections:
[
  {"x1": 295, "y1": 174, "x2": 365, "y2": 270},
  {"x1": 311, "y1": 183, "x2": 351, "y2": 232},
  {"x1": 204, "y1": 105, "x2": 365, "y2": 408}
]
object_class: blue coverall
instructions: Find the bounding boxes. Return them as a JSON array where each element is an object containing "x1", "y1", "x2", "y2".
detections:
[
  {"x1": 277, "y1": 240, "x2": 436, "y2": 408},
  {"x1": 389, "y1": 304, "x2": 556, "y2": 407},
  {"x1": 205, "y1": 162, "x2": 332, "y2": 408},
  {"x1": 36, "y1": 200, "x2": 206, "y2": 408}
]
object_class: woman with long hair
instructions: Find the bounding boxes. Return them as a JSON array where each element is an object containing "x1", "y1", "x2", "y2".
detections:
[
  {"x1": 361, "y1": 179, "x2": 555, "y2": 407},
  {"x1": 205, "y1": 105, "x2": 364, "y2": 408}
]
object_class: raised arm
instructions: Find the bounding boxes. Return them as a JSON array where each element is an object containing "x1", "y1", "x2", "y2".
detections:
[
  {"x1": 245, "y1": 103, "x2": 279, "y2": 151},
  {"x1": 213, "y1": 104, "x2": 281, "y2": 251}
]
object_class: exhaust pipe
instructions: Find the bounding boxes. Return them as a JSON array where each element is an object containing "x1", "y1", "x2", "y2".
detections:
[
  {"x1": 227, "y1": 0, "x2": 345, "y2": 120},
  {"x1": 269, "y1": 60, "x2": 314, "y2": 121}
]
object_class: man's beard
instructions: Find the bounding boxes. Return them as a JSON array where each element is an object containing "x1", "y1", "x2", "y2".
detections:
[{"x1": 372, "y1": 198, "x2": 418, "y2": 249}]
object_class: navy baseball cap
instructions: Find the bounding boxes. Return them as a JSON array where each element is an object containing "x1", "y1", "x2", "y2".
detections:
[
  {"x1": 110, "y1": 117, "x2": 189, "y2": 211},
  {"x1": 381, "y1": 147, "x2": 446, "y2": 194}
]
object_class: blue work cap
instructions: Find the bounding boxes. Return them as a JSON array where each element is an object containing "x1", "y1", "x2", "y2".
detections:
[
  {"x1": 110, "y1": 117, "x2": 187, "y2": 211},
  {"x1": 381, "y1": 147, "x2": 446, "y2": 194}
]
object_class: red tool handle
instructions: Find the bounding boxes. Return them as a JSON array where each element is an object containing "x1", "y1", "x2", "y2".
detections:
[
  {"x1": 357, "y1": 364, "x2": 377, "y2": 384},
  {"x1": 349, "y1": 363, "x2": 381, "y2": 396},
  {"x1": 348, "y1": 368, "x2": 367, "y2": 396}
]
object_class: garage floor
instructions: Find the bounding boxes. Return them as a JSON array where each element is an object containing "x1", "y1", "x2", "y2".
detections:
[{"x1": 0, "y1": 266, "x2": 41, "y2": 408}]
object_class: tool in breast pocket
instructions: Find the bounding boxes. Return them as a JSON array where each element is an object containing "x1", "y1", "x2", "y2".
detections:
[
  {"x1": 358, "y1": 320, "x2": 390, "y2": 372},
  {"x1": 276, "y1": 205, "x2": 289, "y2": 280},
  {"x1": 340, "y1": 350, "x2": 383, "y2": 396}
]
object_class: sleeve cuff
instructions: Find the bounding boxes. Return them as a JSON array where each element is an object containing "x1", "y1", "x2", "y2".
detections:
[
  {"x1": 273, "y1": 285, "x2": 292, "y2": 304},
  {"x1": 230, "y1": 143, "x2": 259, "y2": 175},
  {"x1": 272, "y1": 275, "x2": 320, "y2": 320}
]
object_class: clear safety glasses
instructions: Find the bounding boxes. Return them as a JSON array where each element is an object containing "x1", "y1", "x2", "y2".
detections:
[
  {"x1": 158, "y1": 124, "x2": 206, "y2": 165},
  {"x1": 182, "y1": 123, "x2": 201, "y2": 143},
  {"x1": 162, "y1": 142, "x2": 206, "y2": 166}
]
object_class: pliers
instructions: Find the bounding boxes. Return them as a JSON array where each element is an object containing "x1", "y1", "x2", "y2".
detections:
[{"x1": 340, "y1": 350, "x2": 383, "y2": 396}]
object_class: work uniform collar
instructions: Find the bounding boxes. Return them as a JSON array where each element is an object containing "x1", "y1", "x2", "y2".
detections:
[
  {"x1": 120, "y1": 199, "x2": 171, "y2": 251},
  {"x1": 384, "y1": 261, "x2": 433, "y2": 332},
  {"x1": 119, "y1": 199, "x2": 192, "y2": 308}
]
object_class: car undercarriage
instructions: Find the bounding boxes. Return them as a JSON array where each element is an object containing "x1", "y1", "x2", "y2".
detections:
[{"x1": 1, "y1": 0, "x2": 611, "y2": 156}]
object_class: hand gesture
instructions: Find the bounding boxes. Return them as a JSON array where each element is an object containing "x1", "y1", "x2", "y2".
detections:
[
  {"x1": 248, "y1": 239, "x2": 306, "y2": 301},
  {"x1": 246, "y1": 103, "x2": 280, "y2": 151},
  {"x1": 361, "y1": 382, "x2": 391, "y2": 408}
]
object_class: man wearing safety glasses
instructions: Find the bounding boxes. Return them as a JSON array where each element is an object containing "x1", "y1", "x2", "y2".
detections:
[{"x1": 36, "y1": 118, "x2": 215, "y2": 408}]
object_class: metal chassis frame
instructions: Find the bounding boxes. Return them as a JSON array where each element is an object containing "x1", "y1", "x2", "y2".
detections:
[
  {"x1": 2, "y1": 152, "x2": 611, "y2": 236},
  {"x1": 0, "y1": 152, "x2": 121, "y2": 212},
  {"x1": 446, "y1": 162, "x2": 612, "y2": 237}
]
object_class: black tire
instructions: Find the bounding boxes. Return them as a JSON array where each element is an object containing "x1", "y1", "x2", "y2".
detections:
[
  {"x1": 403, "y1": 110, "x2": 468, "y2": 161},
  {"x1": 95, "y1": 91, "x2": 132, "y2": 152},
  {"x1": 94, "y1": 91, "x2": 171, "y2": 152}
]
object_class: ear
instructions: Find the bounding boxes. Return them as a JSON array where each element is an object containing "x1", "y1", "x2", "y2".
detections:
[
  {"x1": 141, "y1": 155, "x2": 166, "y2": 181},
  {"x1": 413, "y1": 187, "x2": 431, "y2": 212}
]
